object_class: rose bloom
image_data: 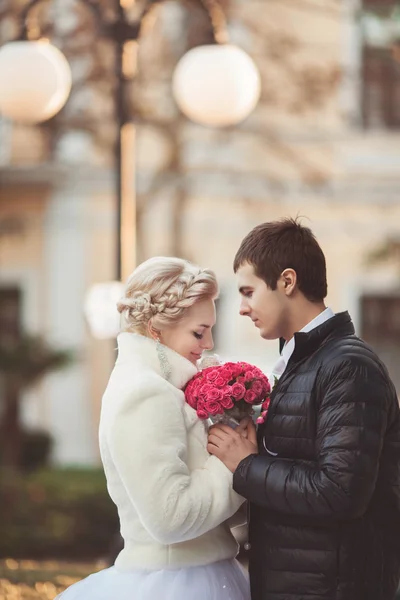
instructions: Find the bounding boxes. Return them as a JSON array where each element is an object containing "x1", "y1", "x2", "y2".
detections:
[
  {"x1": 186, "y1": 393, "x2": 197, "y2": 409},
  {"x1": 220, "y1": 365, "x2": 235, "y2": 381},
  {"x1": 251, "y1": 380, "x2": 264, "y2": 396},
  {"x1": 231, "y1": 382, "x2": 246, "y2": 400},
  {"x1": 244, "y1": 370, "x2": 256, "y2": 383},
  {"x1": 217, "y1": 368, "x2": 232, "y2": 385},
  {"x1": 244, "y1": 389, "x2": 257, "y2": 404},
  {"x1": 198, "y1": 383, "x2": 214, "y2": 401},
  {"x1": 262, "y1": 398, "x2": 271, "y2": 411},
  {"x1": 232, "y1": 365, "x2": 245, "y2": 379},
  {"x1": 225, "y1": 363, "x2": 243, "y2": 379},
  {"x1": 205, "y1": 400, "x2": 224, "y2": 416},
  {"x1": 220, "y1": 395, "x2": 235, "y2": 409},
  {"x1": 263, "y1": 379, "x2": 272, "y2": 394},
  {"x1": 207, "y1": 388, "x2": 224, "y2": 402},
  {"x1": 205, "y1": 368, "x2": 219, "y2": 382},
  {"x1": 199, "y1": 383, "x2": 214, "y2": 395},
  {"x1": 197, "y1": 405, "x2": 210, "y2": 419},
  {"x1": 214, "y1": 376, "x2": 227, "y2": 388}
]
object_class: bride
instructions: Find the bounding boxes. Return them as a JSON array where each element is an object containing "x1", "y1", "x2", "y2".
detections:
[{"x1": 56, "y1": 256, "x2": 250, "y2": 600}]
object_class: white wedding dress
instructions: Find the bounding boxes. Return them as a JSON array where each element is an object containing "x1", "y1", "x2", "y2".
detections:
[
  {"x1": 56, "y1": 559, "x2": 249, "y2": 600},
  {"x1": 54, "y1": 334, "x2": 250, "y2": 600}
]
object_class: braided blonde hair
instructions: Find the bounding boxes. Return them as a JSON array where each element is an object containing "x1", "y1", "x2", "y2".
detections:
[{"x1": 117, "y1": 257, "x2": 218, "y2": 336}]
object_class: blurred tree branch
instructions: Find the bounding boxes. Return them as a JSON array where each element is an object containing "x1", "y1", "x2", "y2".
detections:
[{"x1": 366, "y1": 238, "x2": 400, "y2": 270}]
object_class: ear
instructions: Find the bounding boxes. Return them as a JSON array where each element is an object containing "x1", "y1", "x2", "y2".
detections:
[
  {"x1": 147, "y1": 320, "x2": 161, "y2": 341},
  {"x1": 279, "y1": 268, "x2": 297, "y2": 297}
]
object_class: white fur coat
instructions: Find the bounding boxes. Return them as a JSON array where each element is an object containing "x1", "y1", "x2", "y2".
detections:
[{"x1": 99, "y1": 333, "x2": 245, "y2": 570}]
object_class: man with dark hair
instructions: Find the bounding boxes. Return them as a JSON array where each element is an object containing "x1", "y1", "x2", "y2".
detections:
[{"x1": 208, "y1": 218, "x2": 400, "y2": 600}]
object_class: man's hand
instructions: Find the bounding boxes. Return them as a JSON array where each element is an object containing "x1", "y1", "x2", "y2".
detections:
[
  {"x1": 207, "y1": 419, "x2": 258, "y2": 473},
  {"x1": 236, "y1": 417, "x2": 257, "y2": 442}
]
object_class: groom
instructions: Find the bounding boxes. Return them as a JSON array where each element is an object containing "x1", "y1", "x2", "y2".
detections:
[{"x1": 208, "y1": 218, "x2": 400, "y2": 600}]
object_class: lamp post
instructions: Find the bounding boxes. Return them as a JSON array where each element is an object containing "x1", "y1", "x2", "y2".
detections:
[{"x1": 0, "y1": 0, "x2": 261, "y2": 338}]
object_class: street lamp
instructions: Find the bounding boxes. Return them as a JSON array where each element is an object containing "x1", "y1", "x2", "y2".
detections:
[{"x1": 0, "y1": 0, "x2": 261, "y2": 338}]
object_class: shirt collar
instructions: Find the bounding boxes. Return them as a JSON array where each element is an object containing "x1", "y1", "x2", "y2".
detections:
[{"x1": 281, "y1": 307, "x2": 335, "y2": 366}]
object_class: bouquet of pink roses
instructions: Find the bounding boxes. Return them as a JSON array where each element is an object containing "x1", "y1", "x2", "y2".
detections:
[{"x1": 184, "y1": 360, "x2": 271, "y2": 427}]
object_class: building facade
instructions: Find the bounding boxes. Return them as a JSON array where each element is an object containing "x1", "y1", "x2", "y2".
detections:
[{"x1": 1, "y1": 0, "x2": 399, "y2": 465}]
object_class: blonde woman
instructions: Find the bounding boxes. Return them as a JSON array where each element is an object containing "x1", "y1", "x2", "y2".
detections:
[{"x1": 56, "y1": 257, "x2": 250, "y2": 600}]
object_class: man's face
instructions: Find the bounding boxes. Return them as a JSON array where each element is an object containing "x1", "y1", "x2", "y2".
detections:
[{"x1": 236, "y1": 262, "x2": 289, "y2": 340}]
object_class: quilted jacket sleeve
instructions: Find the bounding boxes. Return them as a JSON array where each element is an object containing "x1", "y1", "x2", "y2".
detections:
[
  {"x1": 107, "y1": 384, "x2": 244, "y2": 545},
  {"x1": 233, "y1": 356, "x2": 390, "y2": 519}
]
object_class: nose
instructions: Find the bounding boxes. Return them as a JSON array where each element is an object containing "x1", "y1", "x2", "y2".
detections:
[
  {"x1": 239, "y1": 298, "x2": 251, "y2": 317},
  {"x1": 201, "y1": 331, "x2": 214, "y2": 351}
]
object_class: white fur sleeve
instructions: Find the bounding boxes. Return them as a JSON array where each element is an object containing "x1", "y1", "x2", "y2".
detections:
[{"x1": 107, "y1": 388, "x2": 245, "y2": 545}]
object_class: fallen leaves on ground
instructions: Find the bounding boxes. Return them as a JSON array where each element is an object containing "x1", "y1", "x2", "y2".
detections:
[{"x1": 0, "y1": 559, "x2": 106, "y2": 599}]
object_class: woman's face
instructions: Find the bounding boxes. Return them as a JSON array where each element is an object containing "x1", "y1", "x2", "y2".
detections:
[{"x1": 159, "y1": 298, "x2": 216, "y2": 365}]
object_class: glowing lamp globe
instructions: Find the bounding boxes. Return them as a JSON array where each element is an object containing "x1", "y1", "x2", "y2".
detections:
[
  {"x1": 172, "y1": 44, "x2": 261, "y2": 127},
  {"x1": 84, "y1": 282, "x2": 125, "y2": 340},
  {"x1": 0, "y1": 41, "x2": 72, "y2": 124}
]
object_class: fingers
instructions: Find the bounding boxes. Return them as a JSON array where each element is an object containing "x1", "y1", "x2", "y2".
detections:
[
  {"x1": 208, "y1": 428, "x2": 228, "y2": 444},
  {"x1": 208, "y1": 425, "x2": 240, "y2": 450},
  {"x1": 236, "y1": 417, "x2": 252, "y2": 435},
  {"x1": 211, "y1": 424, "x2": 238, "y2": 436},
  {"x1": 247, "y1": 421, "x2": 257, "y2": 445}
]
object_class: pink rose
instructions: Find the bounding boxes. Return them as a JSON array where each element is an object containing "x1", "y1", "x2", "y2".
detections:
[
  {"x1": 205, "y1": 368, "x2": 219, "y2": 382},
  {"x1": 197, "y1": 407, "x2": 209, "y2": 419},
  {"x1": 244, "y1": 370, "x2": 256, "y2": 383},
  {"x1": 220, "y1": 395, "x2": 234, "y2": 409},
  {"x1": 200, "y1": 383, "x2": 213, "y2": 394},
  {"x1": 262, "y1": 378, "x2": 271, "y2": 394},
  {"x1": 186, "y1": 393, "x2": 197, "y2": 409},
  {"x1": 191, "y1": 378, "x2": 202, "y2": 390},
  {"x1": 251, "y1": 380, "x2": 264, "y2": 397},
  {"x1": 244, "y1": 389, "x2": 257, "y2": 404},
  {"x1": 262, "y1": 398, "x2": 271, "y2": 411},
  {"x1": 224, "y1": 362, "x2": 242, "y2": 379},
  {"x1": 230, "y1": 382, "x2": 246, "y2": 400},
  {"x1": 214, "y1": 376, "x2": 226, "y2": 388},
  {"x1": 198, "y1": 383, "x2": 214, "y2": 401},
  {"x1": 232, "y1": 365, "x2": 244, "y2": 379},
  {"x1": 205, "y1": 400, "x2": 224, "y2": 416},
  {"x1": 185, "y1": 380, "x2": 200, "y2": 408},
  {"x1": 207, "y1": 388, "x2": 224, "y2": 402},
  {"x1": 220, "y1": 366, "x2": 235, "y2": 383},
  {"x1": 220, "y1": 365, "x2": 235, "y2": 381}
]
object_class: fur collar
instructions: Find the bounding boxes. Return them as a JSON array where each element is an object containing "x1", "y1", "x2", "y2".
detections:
[{"x1": 116, "y1": 332, "x2": 198, "y2": 390}]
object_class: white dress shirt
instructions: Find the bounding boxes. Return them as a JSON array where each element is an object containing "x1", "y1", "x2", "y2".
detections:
[{"x1": 271, "y1": 307, "x2": 335, "y2": 380}]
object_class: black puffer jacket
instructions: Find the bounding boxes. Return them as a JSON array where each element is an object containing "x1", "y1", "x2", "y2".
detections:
[{"x1": 233, "y1": 312, "x2": 400, "y2": 600}]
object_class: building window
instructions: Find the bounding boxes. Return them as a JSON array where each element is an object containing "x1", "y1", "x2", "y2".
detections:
[
  {"x1": 361, "y1": 1, "x2": 400, "y2": 128},
  {"x1": 360, "y1": 294, "x2": 400, "y2": 393}
]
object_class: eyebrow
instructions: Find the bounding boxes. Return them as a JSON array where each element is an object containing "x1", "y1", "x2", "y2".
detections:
[{"x1": 198, "y1": 324, "x2": 211, "y2": 329}]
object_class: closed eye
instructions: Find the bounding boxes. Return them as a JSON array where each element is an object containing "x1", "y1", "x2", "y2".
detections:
[
  {"x1": 239, "y1": 287, "x2": 253, "y2": 298},
  {"x1": 193, "y1": 332, "x2": 203, "y2": 340}
]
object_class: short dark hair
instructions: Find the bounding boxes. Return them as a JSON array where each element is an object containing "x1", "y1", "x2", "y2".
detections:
[{"x1": 233, "y1": 218, "x2": 327, "y2": 302}]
